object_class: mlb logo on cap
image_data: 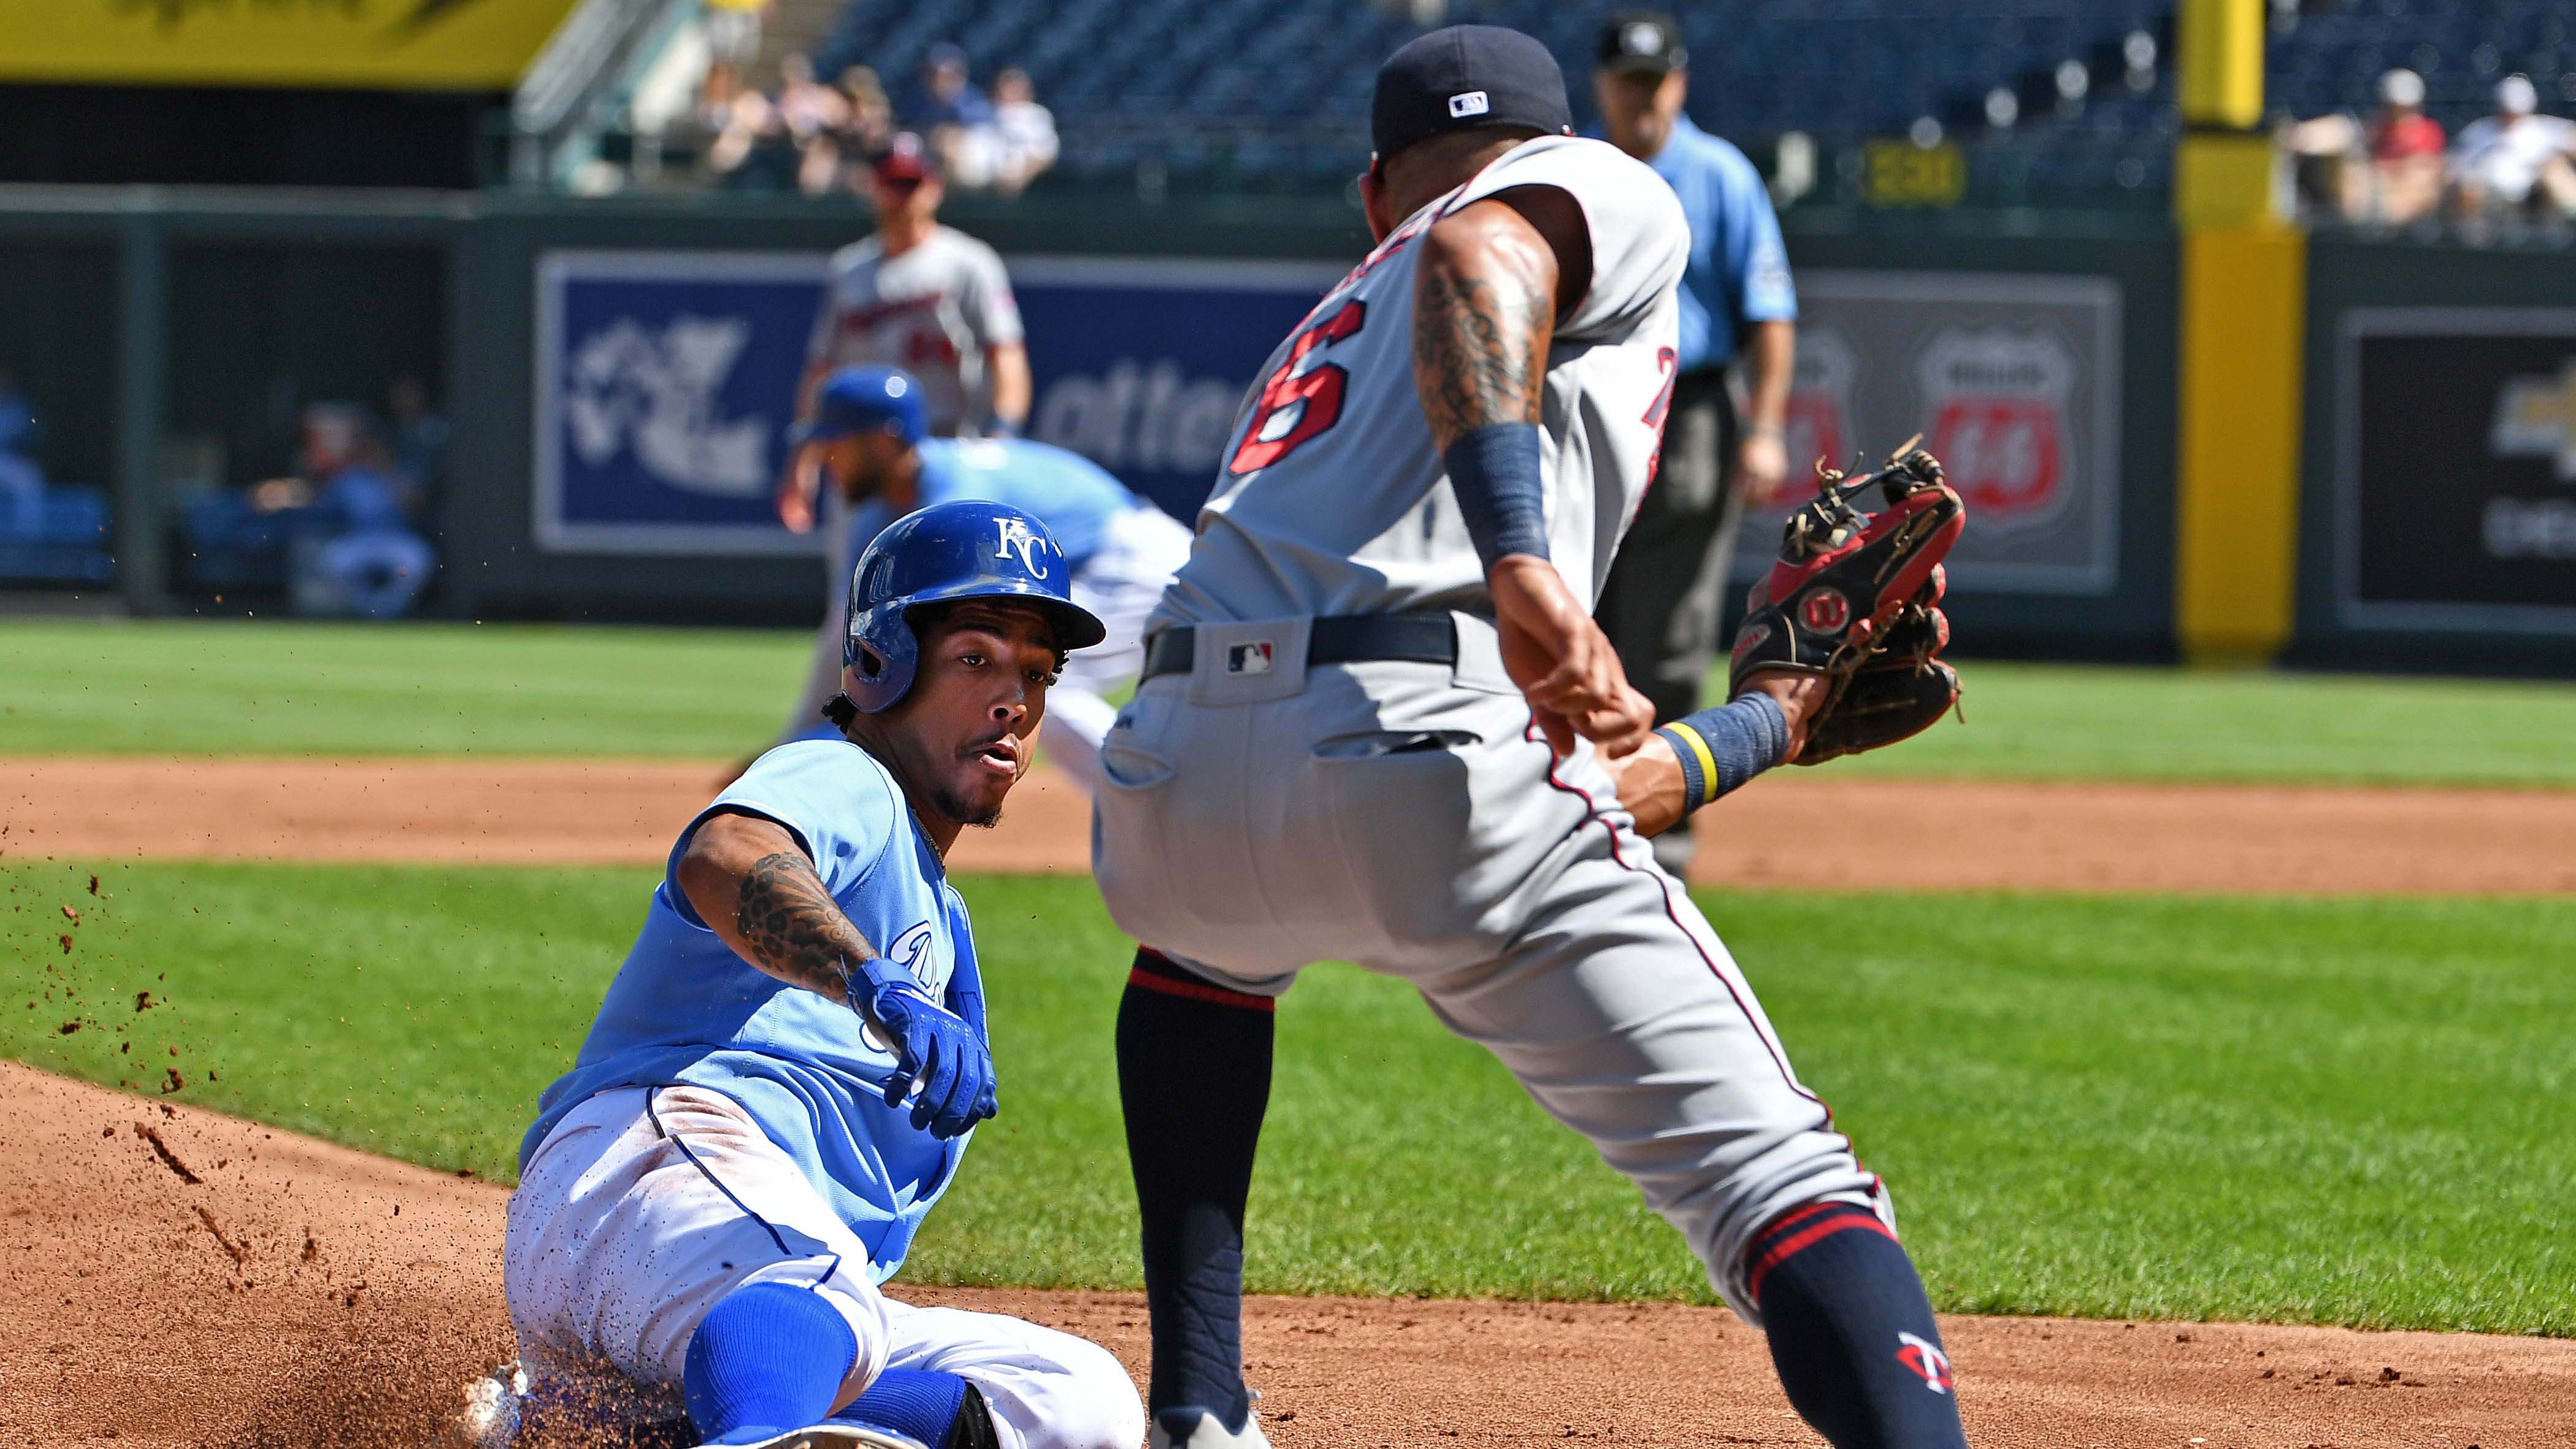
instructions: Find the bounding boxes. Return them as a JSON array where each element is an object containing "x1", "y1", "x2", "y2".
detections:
[
  {"x1": 1227, "y1": 641, "x2": 1274, "y2": 675},
  {"x1": 1447, "y1": 90, "x2": 1490, "y2": 118}
]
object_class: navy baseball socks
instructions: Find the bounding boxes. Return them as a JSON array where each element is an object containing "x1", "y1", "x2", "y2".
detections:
[
  {"x1": 1116, "y1": 947, "x2": 1276, "y2": 1443},
  {"x1": 682, "y1": 1283, "x2": 995, "y2": 1449},
  {"x1": 1745, "y1": 1202, "x2": 1969, "y2": 1449}
]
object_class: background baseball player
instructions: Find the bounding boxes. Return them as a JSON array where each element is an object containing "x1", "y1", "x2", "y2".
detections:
[
  {"x1": 497, "y1": 502, "x2": 1141, "y2": 1449},
  {"x1": 774, "y1": 364, "x2": 1193, "y2": 791},
  {"x1": 1093, "y1": 26, "x2": 1969, "y2": 1449},
  {"x1": 1590, "y1": 10, "x2": 1801, "y2": 875},
  {"x1": 778, "y1": 136, "x2": 1032, "y2": 712}
]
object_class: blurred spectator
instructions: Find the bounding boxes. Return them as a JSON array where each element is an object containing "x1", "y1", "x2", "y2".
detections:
[
  {"x1": 960, "y1": 67, "x2": 1059, "y2": 195},
  {"x1": 191, "y1": 404, "x2": 435, "y2": 618},
  {"x1": 2450, "y1": 75, "x2": 2576, "y2": 225},
  {"x1": 776, "y1": 53, "x2": 853, "y2": 196},
  {"x1": 0, "y1": 369, "x2": 45, "y2": 536},
  {"x1": 909, "y1": 43, "x2": 994, "y2": 131},
  {"x1": 385, "y1": 375, "x2": 448, "y2": 498},
  {"x1": 2285, "y1": 69, "x2": 2445, "y2": 225},
  {"x1": 699, "y1": 0, "x2": 772, "y2": 113},
  {"x1": 838, "y1": 66, "x2": 897, "y2": 169},
  {"x1": 706, "y1": 86, "x2": 799, "y2": 191}
]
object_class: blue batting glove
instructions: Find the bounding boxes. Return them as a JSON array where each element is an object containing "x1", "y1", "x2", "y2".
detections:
[
  {"x1": 943, "y1": 950, "x2": 997, "y2": 1123},
  {"x1": 859, "y1": 976, "x2": 996, "y2": 1139}
]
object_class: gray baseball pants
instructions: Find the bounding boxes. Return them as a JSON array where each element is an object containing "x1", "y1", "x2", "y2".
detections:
[{"x1": 1090, "y1": 612, "x2": 1885, "y2": 1323}]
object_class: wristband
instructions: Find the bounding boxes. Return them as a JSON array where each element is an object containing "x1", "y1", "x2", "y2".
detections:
[
  {"x1": 1444, "y1": 422, "x2": 1549, "y2": 572},
  {"x1": 1652, "y1": 691, "x2": 1791, "y2": 815}
]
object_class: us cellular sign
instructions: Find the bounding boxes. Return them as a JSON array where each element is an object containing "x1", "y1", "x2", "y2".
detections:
[{"x1": 2338, "y1": 310, "x2": 2576, "y2": 632}]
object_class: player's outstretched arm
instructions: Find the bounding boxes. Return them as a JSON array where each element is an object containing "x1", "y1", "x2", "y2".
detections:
[
  {"x1": 1411, "y1": 191, "x2": 1651, "y2": 758},
  {"x1": 1603, "y1": 672, "x2": 1830, "y2": 838},
  {"x1": 677, "y1": 808, "x2": 996, "y2": 1137},
  {"x1": 678, "y1": 809, "x2": 883, "y2": 1000}
]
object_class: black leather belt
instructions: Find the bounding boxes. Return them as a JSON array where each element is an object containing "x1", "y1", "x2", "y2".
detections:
[{"x1": 1140, "y1": 612, "x2": 1459, "y2": 681}]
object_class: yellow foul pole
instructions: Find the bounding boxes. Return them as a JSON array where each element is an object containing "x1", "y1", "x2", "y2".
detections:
[{"x1": 2173, "y1": 0, "x2": 2305, "y2": 664}]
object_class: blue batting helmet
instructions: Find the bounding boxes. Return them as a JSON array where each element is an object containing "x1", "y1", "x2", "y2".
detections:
[
  {"x1": 842, "y1": 500, "x2": 1109, "y2": 713},
  {"x1": 792, "y1": 364, "x2": 927, "y2": 448}
]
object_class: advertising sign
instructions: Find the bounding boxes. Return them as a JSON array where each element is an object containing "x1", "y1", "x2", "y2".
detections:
[
  {"x1": 2338, "y1": 310, "x2": 2576, "y2": 633},
  {"x1": 1011, "y1": 256, "x2": 1343, "y2": 520},
  {"x1": 534, "y1": 251, "x2": 1336, "y2": 553},
  {"x1": 0, "y1": 0, "x2": 578, "y2": 89},
  {"x1": 535, "y1": 252, "x2": 829, "y2": 555},
  {"x1": 1734, "y1": 272, "x2": 2122, "y2": 594}
]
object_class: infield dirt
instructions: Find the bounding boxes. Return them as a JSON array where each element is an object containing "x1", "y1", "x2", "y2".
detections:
[
  {"x1": 3, "y1": 1064, "x2": 2570, "y2": 1449},
  {"x1": 10, "y1": 754, "x2": 2576, "y2": 893}
]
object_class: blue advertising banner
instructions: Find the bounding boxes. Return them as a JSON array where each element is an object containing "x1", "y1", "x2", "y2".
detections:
[
  {"x1": 534, "y1": 250, "x2": 1344, "y2": 553},
  {"x1": 535, "y1": 251, "x2": 830, "y2": 554},
  {"x1": 1009, "y1": 256, "x2": 1343, "y2": 520}
]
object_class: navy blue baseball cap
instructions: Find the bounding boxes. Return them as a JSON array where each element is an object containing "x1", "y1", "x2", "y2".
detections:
[
  {"x1": 793, "y1": 364, "x2": 927, "y2": 447},
  {"x1": 1371, "y1": 24, "x2": 1574, "y2": 166}
]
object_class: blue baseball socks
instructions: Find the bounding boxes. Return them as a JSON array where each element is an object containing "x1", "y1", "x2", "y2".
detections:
[
  {"x1": 1116, "y1": 947, "x2": 1276, "y2": 1439},
  {"x1": 1746, "y1": 1202, "x2": 1969, "y2": 1449},
  {"x1": 685, "y1": 1283, "x2": 993, "y2": 1449},
  {"x1": 835, "y1": 1368, "x2": 997, "y2": 1449},
  {"x1": 683, "y1": 1282, "x2": 859, "y2": 1445}
]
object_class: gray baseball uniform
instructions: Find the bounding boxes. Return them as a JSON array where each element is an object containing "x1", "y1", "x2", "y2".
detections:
[
  {"x1": 1091, "y1": 135, "x2": 1886, "y2": 1324},
  {"x1": 807, "y1": 226, "x2": 1024, "y2": 438}
]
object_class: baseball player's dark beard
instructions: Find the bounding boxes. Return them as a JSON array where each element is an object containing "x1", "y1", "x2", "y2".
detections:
[{"x1": 932, "y1": 786, "x2": 1005, "y2": 831}]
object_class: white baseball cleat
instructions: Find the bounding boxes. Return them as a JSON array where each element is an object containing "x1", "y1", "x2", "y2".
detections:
[
  {"x1": 454, "y1": 1363, "x2": 531, "y2": 1449},
  {"x1": 1147, "y1": 1407, "x2": 1272, "y2": 1449}
]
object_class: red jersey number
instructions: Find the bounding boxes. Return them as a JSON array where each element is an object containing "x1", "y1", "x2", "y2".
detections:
[{"x1": 1227, "y1": 300, "x2": 1367, "y2": 474}]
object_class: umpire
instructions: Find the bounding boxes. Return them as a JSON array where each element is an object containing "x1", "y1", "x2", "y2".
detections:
[{"x1": 1591, "y1": 12, "x2": 1798, "y2": 874}]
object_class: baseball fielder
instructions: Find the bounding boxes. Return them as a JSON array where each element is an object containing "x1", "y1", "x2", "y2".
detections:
[
  {"x1": 488, "y1": 502, "x2": 1143, "y2": 1449},
  {"x1": 776, "y1": 365, "x2": 1194, "y2": 792},
  {"x1": 1094, "y1": 26, "x2": 1969, "y2": 1449},
  {"x1": 778, "y1": 139, "x2": 1032, "y2": 688}
]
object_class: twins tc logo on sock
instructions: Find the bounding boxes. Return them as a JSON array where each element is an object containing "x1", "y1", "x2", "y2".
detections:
[{"x1": 1895, "y1": 1331, "x2": 1953, "y2": 1394}]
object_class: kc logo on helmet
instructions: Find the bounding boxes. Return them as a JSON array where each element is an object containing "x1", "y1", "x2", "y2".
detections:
[
  {"x1": 1447, "y1": 90, "x2": 1490, "y2": 118},
  {"x1": 992, "y1": 517, "x2": 1056, "y2": 578}
]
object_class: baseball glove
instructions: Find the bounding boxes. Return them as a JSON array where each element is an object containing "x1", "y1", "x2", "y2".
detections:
[
  {"x1": 1796, "y1": 574, "x2": 1960, "y2": 764},
  {"x1": 1727, "y1": 441, "x2": 1966, "y2": 759}
]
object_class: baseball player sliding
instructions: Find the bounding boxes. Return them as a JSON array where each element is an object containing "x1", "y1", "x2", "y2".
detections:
[
  {"x1": 776, "y1": 365, "x2": 1195, "y2": 791},
  {"x1": 1095, "y1": 26, "x2": 1969, "y2": 1449},
  {"x1": 485, "y1": 502, "x2": 1143, "y2": 1449}
]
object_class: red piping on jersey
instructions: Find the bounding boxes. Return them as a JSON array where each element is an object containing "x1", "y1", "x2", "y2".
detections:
[{"x1": 1528, "y1": 721, "x2": 1882, "y2": 1205}]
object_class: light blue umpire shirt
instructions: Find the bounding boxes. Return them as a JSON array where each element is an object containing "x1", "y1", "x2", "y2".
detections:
[{"x1": 1643, "y1": 112, "x2": 1798, "y2": 374}]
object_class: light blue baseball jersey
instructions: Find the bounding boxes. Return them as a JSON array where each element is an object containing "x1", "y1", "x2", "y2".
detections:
[
  {"x1": 519, "y1": 738, "x2": 977, "y2": 1281},
  {"x1": 1643, "y1": 113, "x2": 1796, "y2": 372},
  {"x1": 845, "y1": 437, "x2": 1146, "y2": 577}
]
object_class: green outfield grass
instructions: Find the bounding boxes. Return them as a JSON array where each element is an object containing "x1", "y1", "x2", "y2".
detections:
[
  {"x1": 6, "y1": 858, "x2": 2567, "y2": 1336},
  {"x1": 6, "y1": 619, "x2": 2576, "y2": 786}
]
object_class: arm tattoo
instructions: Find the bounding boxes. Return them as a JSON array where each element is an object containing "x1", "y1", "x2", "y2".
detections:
[
  {"x1": 734, "y1": 850, "x2": 880, "y2": 1002},
  {"x1": 1413, "y1": 229, "x2": 1554, "y2": 450}
]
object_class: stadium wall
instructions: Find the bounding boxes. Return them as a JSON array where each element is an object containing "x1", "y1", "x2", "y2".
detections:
[{"x1": 20, "y1": 189, "x2": 2566, "y2": 673}]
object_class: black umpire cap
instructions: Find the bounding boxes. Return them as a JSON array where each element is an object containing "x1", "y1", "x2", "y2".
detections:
[
  {"x1": 1371, "y1": 25, "x2": 1574, "y2": 165},
  {"x1": 1597, "y1": 12, "x2": 1689, "y2": 75}
]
